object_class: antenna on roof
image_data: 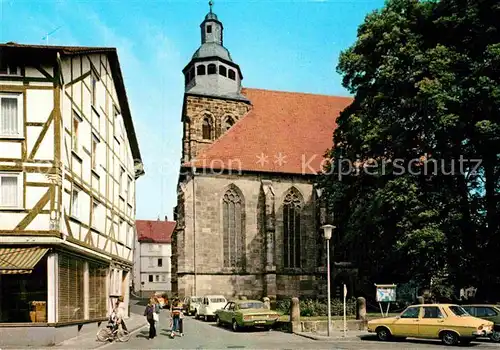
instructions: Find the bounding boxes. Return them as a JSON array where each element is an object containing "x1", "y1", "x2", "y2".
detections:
[{"x1": 42, "y1": 25, "x2": 63, "y2": 45}]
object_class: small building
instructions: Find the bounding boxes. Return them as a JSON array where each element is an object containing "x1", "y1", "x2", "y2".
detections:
[
  {"x1": 133, "y1": 218, "x2": 176, "y2": 298},
  {"x1": 0, "y1": 43, "x2": 144, "y2": 346}
]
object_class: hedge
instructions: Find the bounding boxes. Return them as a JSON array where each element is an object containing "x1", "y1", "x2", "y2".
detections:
[{"x1": 276, "y1": 297, "x2": 357, "y2": 317}]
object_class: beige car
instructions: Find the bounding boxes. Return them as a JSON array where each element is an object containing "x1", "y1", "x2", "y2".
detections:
[{"x1": 368, "y1": 304, "x2": 493, "y2": 345}]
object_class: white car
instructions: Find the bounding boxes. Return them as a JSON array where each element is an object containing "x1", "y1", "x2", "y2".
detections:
[
  {"x1": 183, "y1": 296, "x2": 202, "y2": 316},
  {"x1": 197, "y1": 295, "x2": 227, "y2": 321}
]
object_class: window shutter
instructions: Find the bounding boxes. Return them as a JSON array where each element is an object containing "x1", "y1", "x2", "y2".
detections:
[
  {"x1": 58, "y1": 254, "x2": 84, "y2": 322},
  {"x1": 89, "y1": 262, "x2": 107, "y2": 319}
]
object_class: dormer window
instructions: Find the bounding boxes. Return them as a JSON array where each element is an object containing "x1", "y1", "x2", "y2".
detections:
[
  {"x1": 207, "y1": 25, "x2": 212, "y2": 33},
  {"x1": 228, "y1": 69, "x2": 236, "y2": 80},
  {"x1": 207, "y1": 64, "x2": 217, "y2": 75},
  {"x1": 219, "y1": 65, "x2": 227, "y2": 77}
]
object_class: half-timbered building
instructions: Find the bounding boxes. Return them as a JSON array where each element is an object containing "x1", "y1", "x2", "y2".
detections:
[{"x1": 0, "y1": 43, "x2": 144, "y2": 346}]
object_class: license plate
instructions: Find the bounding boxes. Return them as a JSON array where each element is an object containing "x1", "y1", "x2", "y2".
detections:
[{"x1": 254, "y1": 321, "x2": 266, "y2": 324}]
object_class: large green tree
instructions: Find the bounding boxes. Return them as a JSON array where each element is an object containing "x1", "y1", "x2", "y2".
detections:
[{"x1": 322, "y1": 0, "x2": 500, "y2": 299}]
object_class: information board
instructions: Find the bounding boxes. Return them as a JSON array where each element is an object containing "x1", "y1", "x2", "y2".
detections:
[{"x1": 375, "y1": 284, "x2": 397, "y2": 302}]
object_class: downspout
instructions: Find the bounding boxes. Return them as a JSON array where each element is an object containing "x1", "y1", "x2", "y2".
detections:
[{"x1": 192, "y1": 169, "x2": 197, "y2": 295}]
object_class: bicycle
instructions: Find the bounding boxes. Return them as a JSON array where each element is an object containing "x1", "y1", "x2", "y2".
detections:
[{"x1": 96, "y1": 322, "x2": 131, "y2": 342}]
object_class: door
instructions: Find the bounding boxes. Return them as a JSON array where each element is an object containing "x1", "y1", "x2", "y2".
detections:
[
  {"x1": 200, "y1": 297, "x2": 208, "y2": 315},
  {"x1": 392, "y1": 306, "x2": 421, "y2": 337},
  {"x1": 418, "y1": 306, "x2": 446, "y2": 338},
  {"x1": 219, "y1": 302, "x2": 234, "y2": 323}
]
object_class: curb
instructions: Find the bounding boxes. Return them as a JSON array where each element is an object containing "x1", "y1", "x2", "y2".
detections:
[{"x1": 293, "y1": 332, "x2": 362, "y2": 341}]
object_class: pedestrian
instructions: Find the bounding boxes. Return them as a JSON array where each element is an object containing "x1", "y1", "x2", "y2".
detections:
[
  {"x1": 144, "y1": 298, "x2": 156, "y2": 339},
  {"x1": 153, "y1": 297, "x2": 161, "y2": 326},
  {"x1": 170, "y1": 298, "x2": 184, "y2": 337},
  {"x1": 115, "y1": 296, "x2": 128, "y2": 333}
]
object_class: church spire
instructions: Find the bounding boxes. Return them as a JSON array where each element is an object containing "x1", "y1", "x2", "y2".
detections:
[
  {"x1": 201, "y1": 0, "x2": 222, "y2": 45},
  {"x1": 209, "y1": 0, "x2": 213, "y2": 14}
]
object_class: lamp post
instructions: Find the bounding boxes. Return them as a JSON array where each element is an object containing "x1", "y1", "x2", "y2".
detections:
[{"x1": 321, "y1": 224, "x2": 335, "y2": 337}]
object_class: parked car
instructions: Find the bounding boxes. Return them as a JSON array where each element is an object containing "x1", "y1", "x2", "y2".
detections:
[
  {"x1": 197, "y1": 295, "x2": 227, "y2": 321},
  {"x1": 367, "y1": 304, "x2": 493, "y2": 346},
  {"x1": 214, "y1": 300, "x2": 280, "y2": 332},
  {"x1": 183, "y1": 296, "x2": 202, "y2": 316},
  {"x1": 462, "y1": 304, "x2": 500, "y2": 342}
]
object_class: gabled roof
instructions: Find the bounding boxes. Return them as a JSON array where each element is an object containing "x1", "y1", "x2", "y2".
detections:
[
  {"x1": 184, "y1": 88, "x2": 353, "y2": 175},
  {"x1": 136, "y1": 220, "x2": 176, "y2": 244},
  {"x1": 0, "y1": 42, "x2": 143, "y2": 175}
]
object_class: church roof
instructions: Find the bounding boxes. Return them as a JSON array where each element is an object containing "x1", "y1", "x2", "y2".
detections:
[
  {"x1": 184, "y1": 88, "x2": 353, "y2": 175},
  {"x1": 192, "y1": 42, "x2": 232, "y2": 61}
]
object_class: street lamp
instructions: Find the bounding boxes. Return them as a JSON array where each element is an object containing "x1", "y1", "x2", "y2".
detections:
[{"x1": 321, "y1": 224, "x2": 335, "y2": 337}]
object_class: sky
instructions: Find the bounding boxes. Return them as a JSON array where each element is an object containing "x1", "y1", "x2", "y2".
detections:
[{"x1": 0, "y1": 0, "x2": 385, "y2": 221}]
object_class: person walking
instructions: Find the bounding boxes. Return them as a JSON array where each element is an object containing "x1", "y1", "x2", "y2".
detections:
[
  {"x1": 170, "y1": 298, "x2": 184, "y2": 337},
  {"x1": 144, "y1": 298, "x2": 156, "y2": 339}
]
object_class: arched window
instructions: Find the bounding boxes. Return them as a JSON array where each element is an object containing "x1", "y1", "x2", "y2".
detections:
[
  {"x1": 197, "y1": 65, "x2": 206, "y2": 76},
  {"x1": 219, "y1": 65, "x2": 227, "y2": 77},
  {"x1": 222, "y1": 186, "x2": 245, "y2": 268},
  {"x1": 283, "y1": 189, "x2": 302, "y2": 268},
  {"x1": 228, "y1": 69, "x2": 236, "y2": 80},
  {"x1": 202, "y1": 116, "x2": 212, "y2": 140},
  {"x1": 207, "y1": 64, "x2": 217, "y2": 75},
  {"x1": 223, "y1": 116, "x2": 235, "y2": 132}
]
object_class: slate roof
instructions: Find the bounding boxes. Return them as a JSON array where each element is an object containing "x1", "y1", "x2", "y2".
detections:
[
  {"x1": 136, "y1": 220, "x2": 176, "y2": 244},
  {"x1": 184, "y1": 88, "x2": 353, "y2": 175}
]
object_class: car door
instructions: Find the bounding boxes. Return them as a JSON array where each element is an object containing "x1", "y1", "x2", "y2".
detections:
[
  {"x1": 418, "y1": 306, "x2": 446, "y2": 338},
  {"x1": 200, "y1": 297, "x2": 208, "y2": 315},
  {"x1": 392, "y1": 306, "x2": 421, "y2": 337},
  {"x1": 220, "y1": 302, "x2": 234, "y2": 323}
]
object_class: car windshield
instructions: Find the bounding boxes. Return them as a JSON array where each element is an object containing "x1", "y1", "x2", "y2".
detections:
[
  {"x1": 449, "y1": 305, "x2": 469, "y2": 317},
  {"x1": 239, "y1": 302, "x2": 265, "y2": 309},
  {"x1": 210, "y1": 298, "x2": 226, "y2": 303},
  {"x1": 191, "y1": 298, "x2": 201, "y2": 303}
]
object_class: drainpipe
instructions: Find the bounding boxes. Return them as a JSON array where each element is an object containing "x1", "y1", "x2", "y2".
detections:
[{"x1": 192, "y1": 169, "x2": 197, "y2": 295}]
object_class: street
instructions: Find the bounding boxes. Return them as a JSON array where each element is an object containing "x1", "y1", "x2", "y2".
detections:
[{"x1": 104, "y1": 303, "x2": 500, "y2": 350}]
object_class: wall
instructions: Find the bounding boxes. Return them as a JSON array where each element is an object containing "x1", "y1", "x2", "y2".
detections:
[
  {"x1": 134, "y1": 242, "x2": 172, "y2": 293},
  {"x1": 174, "y1": 171, "x2": 321, "y2": 298}
]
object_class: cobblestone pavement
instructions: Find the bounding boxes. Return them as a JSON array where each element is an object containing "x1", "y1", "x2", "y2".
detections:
[{"x1": 103, "y1": 310, "x2": 500, "y2": 350}]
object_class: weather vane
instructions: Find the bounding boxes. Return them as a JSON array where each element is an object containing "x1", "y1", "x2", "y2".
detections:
[{"x1": 209, "y1": 0, "x2": 214, "y2": 13}]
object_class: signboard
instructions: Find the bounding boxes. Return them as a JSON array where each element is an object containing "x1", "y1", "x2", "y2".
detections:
[{"x1": 375, "y1": 284, "x2": 397, "y2": 302}]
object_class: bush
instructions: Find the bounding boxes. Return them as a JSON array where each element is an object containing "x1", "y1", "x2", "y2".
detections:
[{"x1": 276, "y1": 297, "x2": 357, "y2": 317}]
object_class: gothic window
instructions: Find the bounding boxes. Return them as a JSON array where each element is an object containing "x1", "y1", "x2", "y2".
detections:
[
  {"x1": 202, "y1": 116, "x2": 212, "y2": 140},
  {"x1": 208, "y1": 64, "x2": 217, "y2": 75},
  {"x1": 219, "y1": 65, "x2": 227, "y2": 77},
  {"x1": 228, "y1": 69, "x2": 236, "y2": 80},
  {"x1": 223, "y1": 116, "x2": 235, "y2": 132},
  {"x1": 197, "y1": 65, "x2": 206, "y2": 76},
  {"x1": 222, "y1": 187, "x2": 245, "y2": 268},
  {"x1": 283, "y1": 189, "x2": 302, "y2": 268}
]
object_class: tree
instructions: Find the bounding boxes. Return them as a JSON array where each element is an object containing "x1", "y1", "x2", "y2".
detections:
[{"x1": 321, "y1": 0, "x2": 500, "y2": 298}]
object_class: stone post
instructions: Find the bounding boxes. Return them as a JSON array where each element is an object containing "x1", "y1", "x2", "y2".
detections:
[
  {"x1": 417, "y1": 296, "x2": 425, "y2": 304},
  {"x1": 290, "y1": 297, "x2": 301, "y2": 333},
  {"x1": 263, "y1": 297, "x2": 271, "y2": 310},
  {"x1": 356, "y1": 297, "x2": 367, "y2": 330}
]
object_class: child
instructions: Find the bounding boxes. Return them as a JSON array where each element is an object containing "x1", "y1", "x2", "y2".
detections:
[{"x1": 170, "y1": 299, "x2": 184, "y2": 337}]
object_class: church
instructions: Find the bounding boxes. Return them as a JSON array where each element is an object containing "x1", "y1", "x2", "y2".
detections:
[{"x1": 172, "y1": 4, "x2": 356, "y2": 301}]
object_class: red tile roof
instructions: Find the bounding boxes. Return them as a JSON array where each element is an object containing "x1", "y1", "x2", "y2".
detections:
[
  {"x1": 136, "y1": 220, "x2": 176, "y2": 244},
  {"x1": 184, "y1": 88, "x2": 353, "y2": 175}
]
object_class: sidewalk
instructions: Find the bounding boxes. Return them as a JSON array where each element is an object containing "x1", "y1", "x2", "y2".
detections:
[
  {"x1": 52, "y1": 313, "x2": 147, "y2": 349},
  {"x1": 294, "y1": 330, "x2": 368, "y2": 341}
]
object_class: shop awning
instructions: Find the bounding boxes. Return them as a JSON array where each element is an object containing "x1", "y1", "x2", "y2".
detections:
[{"x1": 0, "y1": 247, "x2": 49, "y2": 274}]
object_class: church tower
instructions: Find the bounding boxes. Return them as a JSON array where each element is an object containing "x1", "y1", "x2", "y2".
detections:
[{"x1": 181, "y1": 1, "x2": 251, "y2": 162}]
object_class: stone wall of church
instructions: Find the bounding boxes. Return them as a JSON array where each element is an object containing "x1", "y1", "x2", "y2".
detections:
[
  {"x1": 173, "y1": 171, "x2": 324, "y2": 298},
  {"x1": 182, "y1": 95, "x2": 251, "y2": 161}
]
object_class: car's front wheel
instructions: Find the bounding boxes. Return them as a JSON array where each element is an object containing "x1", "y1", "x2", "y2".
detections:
[
  {"x1": 441, "y1": 331, "x2": 459, "y2": 346},
  {"x1": 216, "y1": 316, "x2": 222, "y2": 326},
  {"x1": 376, "y1": 327, "x2": 391, "y2": 341},
  {"x1": 232, "y1": 319, "x2": 239, "y2": 332},
  {"x1": 491, "y1": 331, "x2": 500, "y2": 342}
]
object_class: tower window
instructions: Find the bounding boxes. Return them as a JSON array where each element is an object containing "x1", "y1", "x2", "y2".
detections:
[
  {"x1": 228, "y1": 69, "x2": 236, "y2": 80},
  {"x1": 202, "y1": 116, "x2": 213, "y2": 140},
  {"x1": 197, "y1": 65, "x2": 206, "y2": 76},
  {"x1": 219, "y1": 65, "x2": 227, "y2": 77},
  {"x1": 223, "y1": 116, "x2": 234, "y2": 132},
  {"x1": 207, "y1": 25, "x2": 212, "y2": 33},
  {"x1": 207, "y1": 64, "x2": 217, "y2": 75}
]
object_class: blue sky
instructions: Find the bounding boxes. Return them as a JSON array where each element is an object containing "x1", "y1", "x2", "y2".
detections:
[{"x1": 0, "y1": 0, "x2": 384, "y2": 220}]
